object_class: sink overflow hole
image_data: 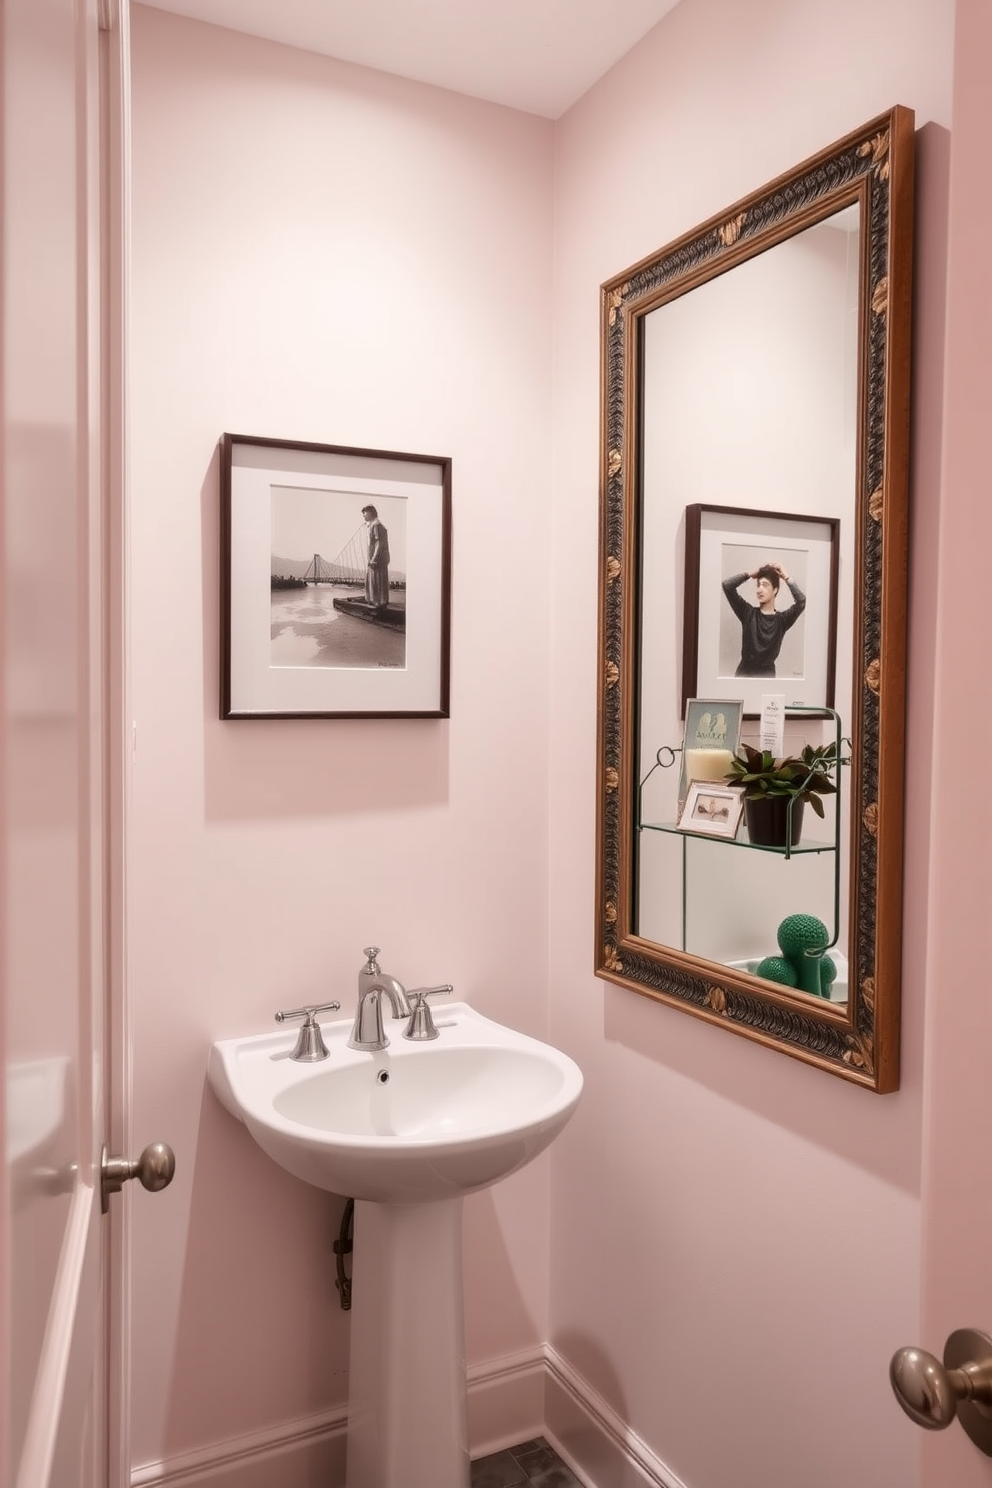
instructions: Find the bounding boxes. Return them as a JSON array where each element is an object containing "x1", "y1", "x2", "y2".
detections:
[{"x1": 376, "y1": 1069, "x2": 390, "y2": 1085}]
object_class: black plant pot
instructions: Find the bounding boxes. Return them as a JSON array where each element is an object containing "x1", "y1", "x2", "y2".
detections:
[{"x1": 744, "y1": 794, "x2": 805, "y2": 848}]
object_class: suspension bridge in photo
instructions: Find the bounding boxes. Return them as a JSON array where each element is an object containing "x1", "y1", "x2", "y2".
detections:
[
  {"x1": 271, "y1": 527, "x2": 407, "y2": 632},
  {"x1": 302, "y1": 527, "x2": 368, "y2": 587},
  {"x1": 295, "y1": 529, "x2": 406, "y2": 591}
]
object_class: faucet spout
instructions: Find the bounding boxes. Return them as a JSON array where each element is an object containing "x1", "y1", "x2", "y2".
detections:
[
  {"x1": 349, "y1": 947, "x2": 412, "y2": 1051},
  {"x1": 371, "y1": 974, "x2": 411, "y2": 1019}
]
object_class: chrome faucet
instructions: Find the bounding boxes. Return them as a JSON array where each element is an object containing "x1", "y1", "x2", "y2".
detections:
[
  {"x1": 348, "y1": 947, "x2": 452, "y2": 1051},
  {"x1": 349, "y1": 947, "x2": 411, "y2": 1051}
]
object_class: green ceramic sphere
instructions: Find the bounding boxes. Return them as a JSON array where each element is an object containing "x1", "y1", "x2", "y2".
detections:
[
  {"x1": 820, "y1": 955, "x2": 838, "y2": 991},
  {"x1": 755, "y1": 955, "x2": 799, "y2": 987},
  {"x1": 777, "y1": 913, "x2": 829, "y2": 960}
]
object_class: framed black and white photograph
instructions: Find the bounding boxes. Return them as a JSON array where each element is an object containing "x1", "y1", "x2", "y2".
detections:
[
  {"x1": 221, "y1": 434, "x2": 451, "y2": 718},
  {"x1": 676, "y1": 781, "x2": 745, "y2": 840},
  {"x1": 682, "y1": 504, "x2": 839, "y2": 717}
]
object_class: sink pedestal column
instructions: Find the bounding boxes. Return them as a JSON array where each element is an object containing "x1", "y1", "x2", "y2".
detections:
[{"x1": 346, "y1": 1196, "x2": 469, "y2": 1488}]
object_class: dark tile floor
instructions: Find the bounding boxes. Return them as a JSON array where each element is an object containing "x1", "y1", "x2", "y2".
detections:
[{"x1": 471, "y1": 1436, "x2": 583, "y2": 1487}]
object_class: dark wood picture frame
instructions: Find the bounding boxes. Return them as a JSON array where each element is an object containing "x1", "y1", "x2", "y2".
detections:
[{"x1": 221, "y1": 434, "x2": 451, "y2": 720}]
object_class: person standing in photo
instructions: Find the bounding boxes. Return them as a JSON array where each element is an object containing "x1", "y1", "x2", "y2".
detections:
[
  {"x1": 362, "y1": 504, "x2": 390, "y2": 609},
  {"x1": 722, "y1": 561, "x2": 806, "y2": 677}
]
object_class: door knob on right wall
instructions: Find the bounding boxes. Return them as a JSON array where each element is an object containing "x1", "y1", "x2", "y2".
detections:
[{"x1": 891, "y1": 1328, "x2": 992, "y2": 1455}]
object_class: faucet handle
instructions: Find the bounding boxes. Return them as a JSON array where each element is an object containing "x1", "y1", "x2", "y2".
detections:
[
  {"x1": 403, "y1": 985, "x2": 453, "y2": 1042},
  {"x1": 362, "y1": 947, "x2": 381, "y2": 973},
  {"x1": 274, "y1": 1001, "x2": 341, "y2": 1062},
  {"x1": 275, "y1": 1000, "x2": 341, "y2": 1022}
]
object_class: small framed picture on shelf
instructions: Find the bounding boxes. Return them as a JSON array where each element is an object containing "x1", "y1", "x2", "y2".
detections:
[
  {"x1": 677, "y1": 697, "x2": 743, "y2": 813},
  {"x1": 676, "y1": 782, "x2": 745, "y2": 840}
]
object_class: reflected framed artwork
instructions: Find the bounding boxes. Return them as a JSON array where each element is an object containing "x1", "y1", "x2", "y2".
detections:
[
  {"x1": 682, "y1": 504, "x2": 839, "y2": 717},
  {"x1": 221, "y1": 434, "x2": 451, "y2": 719},
  {"x1": 676, "y1": 782, "x2": 745, "y2": 840},
  {"x1": 676, "y1": 697, "x2": 743, "y2": 812}
]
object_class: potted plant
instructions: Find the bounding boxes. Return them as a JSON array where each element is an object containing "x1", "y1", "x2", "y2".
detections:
[{"x1": 724, "y1": 741, "x2": 846, "y2": 848}]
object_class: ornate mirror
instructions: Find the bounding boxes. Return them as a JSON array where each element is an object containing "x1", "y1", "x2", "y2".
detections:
[{"x1": 595, "y1": 108, "x2": 914, "y2": 1091}]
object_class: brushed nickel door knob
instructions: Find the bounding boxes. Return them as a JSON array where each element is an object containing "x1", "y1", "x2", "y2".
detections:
[
  {"x1": 890, "y1": 1329, "x2": 992, "y2": 1455},
  {"x1": 101, "y1": 1141, "x2": 176, "y2": 1213}
]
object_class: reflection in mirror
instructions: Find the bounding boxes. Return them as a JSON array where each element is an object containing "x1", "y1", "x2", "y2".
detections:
[
  {"x1": 596, "y1": 109, "x2": 914, "y2": 1091},
  {"x1": 637, "y1": 206, "x2": 859, "y2": 980}
]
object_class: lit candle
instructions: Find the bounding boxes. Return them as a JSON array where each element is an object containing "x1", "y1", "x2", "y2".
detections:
[{"x1": 684, "y1": 747, "x2": 735, "y2": 782}]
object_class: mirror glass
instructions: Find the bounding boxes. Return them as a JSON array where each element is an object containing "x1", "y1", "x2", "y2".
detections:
[
  {"x1": 637, "y1": 204, "x2": 858, "y2": 965},
  {"x1": 595, "y1": 109, "x2": 914, "y2": 1091}
]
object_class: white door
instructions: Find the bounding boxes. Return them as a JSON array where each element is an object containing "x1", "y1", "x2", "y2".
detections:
[{"x1": 2, "y1": 0, "x2": 125, "y2": 1482}]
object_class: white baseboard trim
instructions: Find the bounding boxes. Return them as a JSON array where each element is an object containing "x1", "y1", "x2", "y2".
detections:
[
  {"x1": 129, "y1": 1407, "x2": 348, "y2": 1487},
  {"x1": 130, "y1": 1344, "x2": 685, "y2": 1488},
  {"x1": 467, "y1": 1344, "x2": 547, "y2": 1455},
  {"x1": 544, "y1": 1345, "x2": 689, "y2": 1488}
]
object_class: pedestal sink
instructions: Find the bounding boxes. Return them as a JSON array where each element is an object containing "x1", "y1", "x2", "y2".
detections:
[{"x1": 208, "y1": 1003, "x2": 583, "y2": 1488}]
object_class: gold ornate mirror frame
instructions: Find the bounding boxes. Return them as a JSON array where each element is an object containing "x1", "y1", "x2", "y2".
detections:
[{"x1": 595, "y1": 107, "x2": 914, "y2": 1091}]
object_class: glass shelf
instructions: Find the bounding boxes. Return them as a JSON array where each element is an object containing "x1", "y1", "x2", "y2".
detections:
[
  {"x1": 638, "y1": 705, "x2": 845, "y2": 956},
  {"x1": 641, "y1": 821, "x2": 836, "y2": 856}
]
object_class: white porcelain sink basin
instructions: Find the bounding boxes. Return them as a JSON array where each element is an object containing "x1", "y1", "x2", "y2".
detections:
[{"x1": 208, "y1": 1003, "x2": 583, "y2": 1203}]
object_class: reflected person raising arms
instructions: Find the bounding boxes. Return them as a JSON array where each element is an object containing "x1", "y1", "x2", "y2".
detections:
[{"x1": 721, "y1": 561, "x2": 806, "y2": 678}]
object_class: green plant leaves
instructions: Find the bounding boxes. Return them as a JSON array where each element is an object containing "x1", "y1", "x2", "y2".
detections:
[{"x1": 724, "y1": 737, "x2": 849, "y2": 804}]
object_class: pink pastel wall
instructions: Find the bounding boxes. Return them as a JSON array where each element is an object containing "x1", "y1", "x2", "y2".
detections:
[
  {"x1": 127, "y1": 4, "x2": 555, "y2": 1471},
  {"x1": 126, "y1": 0, "x2": 978, "y2": 1484},
  {"x1": 548, "y1": 2, "x2": 953, "y2": 1485}
]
